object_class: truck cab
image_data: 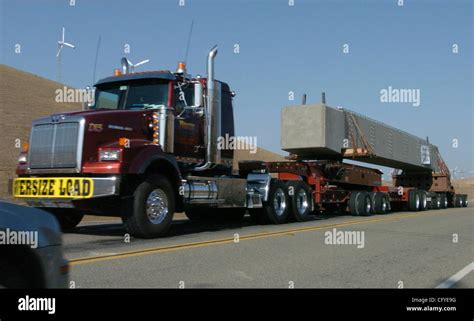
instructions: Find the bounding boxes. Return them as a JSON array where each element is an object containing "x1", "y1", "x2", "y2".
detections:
[{"x1": 13, "y1": 46, "x2": 262, "y2": 238}]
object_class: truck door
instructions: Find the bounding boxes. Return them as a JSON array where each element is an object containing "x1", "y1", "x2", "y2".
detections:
[{"x1": 173, "y1": 83, "x2": 205, "y2": 161}]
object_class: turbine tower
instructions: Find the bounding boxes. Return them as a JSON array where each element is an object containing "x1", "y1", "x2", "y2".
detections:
[{"x1": 56, "y1": 27, "x2": 75, "y2": 83}]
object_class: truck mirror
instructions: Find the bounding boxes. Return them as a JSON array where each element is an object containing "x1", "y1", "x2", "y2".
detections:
[{"x1": 194, "y1": 83, "x2": 203, "y2": 107}]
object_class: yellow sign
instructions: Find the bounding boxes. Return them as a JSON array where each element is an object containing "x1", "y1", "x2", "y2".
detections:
[{"x1": 13, "y1": 178, "x2": 94, "y2": 199}]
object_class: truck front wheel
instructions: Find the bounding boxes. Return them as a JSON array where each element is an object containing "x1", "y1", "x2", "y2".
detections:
[{"x1": 123, "y1": 175, "x2": 175, "y2": 238}]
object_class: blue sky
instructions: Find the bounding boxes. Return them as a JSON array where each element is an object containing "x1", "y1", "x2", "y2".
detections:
[{"x1": 1, "y1": 0, "x2": 472, "y2": 177}]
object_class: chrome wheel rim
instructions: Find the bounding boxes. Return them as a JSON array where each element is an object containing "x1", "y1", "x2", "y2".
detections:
[
  {"x1": 382, "y1": 199, "x2": 387, "y2": 212},
  {"x1": 273, "y1": 188, "x2": 287, "y2": 217},
  {"x1": 365, "y1": 197, "x2": 371, "y2": 214},
  {"x1": 296, "y1": 189, "x2": 309, "y2": 215},
  {"x1": 422, "y1": 195, "x2": 427, "y2": 209},
  {"x1": 415, "y1": 194, "x2": 420, "y2": 209},
  {"x1": 146, "y1": 188, "x2": 168, "y2": 224}
]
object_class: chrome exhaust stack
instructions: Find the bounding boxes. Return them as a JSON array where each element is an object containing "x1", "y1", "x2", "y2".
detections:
[
  {"x1": 195, "y1": 45, "x2": 220, "y2": 171},
  {"x1": 121, "y1": 57, "x2": 131, "y2": 74}
]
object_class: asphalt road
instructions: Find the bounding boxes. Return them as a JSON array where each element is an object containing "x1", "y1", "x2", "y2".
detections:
[{"x1": 64, "y1": 207, "x2": 473, "y2": 288}]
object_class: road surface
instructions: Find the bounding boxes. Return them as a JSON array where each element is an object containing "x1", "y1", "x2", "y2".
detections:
[{"x1": 64, "y1": 207, "x2": 473, "y2": 288}]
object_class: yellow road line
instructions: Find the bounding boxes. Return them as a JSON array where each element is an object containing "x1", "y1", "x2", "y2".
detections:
[{"x1": 69, "y1": 210, "x2": 458, "y2": 266}]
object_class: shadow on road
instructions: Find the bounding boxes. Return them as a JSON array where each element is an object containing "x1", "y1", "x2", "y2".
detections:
[{"x1": 67, "y1": 212, "x2": 347, "y2": 239}]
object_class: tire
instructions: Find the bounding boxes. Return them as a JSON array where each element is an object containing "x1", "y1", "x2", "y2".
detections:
[
  {"x1": 454, "y1": 194, "x2": 463, "y2": 207},
  {"x1": 439, "y1": 193, "x2": 448, "y2": 209},
  {"x1": 358, "y1": 192, "x2": 372, "y2": 216},
  {"x1": 349, "y1": 191, "x2": 372, "y2": 216},
  {"x1": 369, "y1": 192, "x2": 377, "y2": 214},
  {"x1": 430, "y1": 196, "x2": 440, "y2": 210},
  {"x1": 288, "y1": 181, "x2": 313, "y2": 222},
  {"x1": 373, "y1": 192, "x2": 390, "y2": 214},
  {"x1": 418, "y1": 191, "x2": 427, "y2": 211},
  {"x1": 408, "y1": 189, "x2": 420, "y2": 211},
  {"x1": 263, "y1": 179, "x2": 290, "y2": 224},
  {"x1": 123, "y1": 174, "x2": 175, "y2": 238},
  {"x1": 47, "y1": 208, "x2": 84, "y2": 230},
  {"x1": 461, "y1": 195, "x2": 468, "y2": 207},
  {"x1": 349, "y1": 192, "x2": 360, "y2": 216}
]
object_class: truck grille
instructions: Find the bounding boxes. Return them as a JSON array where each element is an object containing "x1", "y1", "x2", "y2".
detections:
[{"x1": 29, "y1": 122, "x2": 81, "y2": 169}]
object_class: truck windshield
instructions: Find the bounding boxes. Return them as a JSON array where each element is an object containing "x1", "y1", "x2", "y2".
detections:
[{"x1": 93, "y1": 79, "x2": 170, "y2": 110}]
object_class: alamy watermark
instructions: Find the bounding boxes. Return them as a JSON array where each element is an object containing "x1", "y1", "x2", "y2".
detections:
[
  {"x1": 217, "y1": 134, "x2": 257, "y2": 154},
  {"x1": 55, "y1": 86, "x2": 95, "y2": 104},
  {"x1": 380, "y1": 86, "x2": 420, "y2": 107},
  {"x1": 18, "y1": 295, "x2": 55, "y2": 314},
  {"x1": 324, "y1": 228, "x2": 365, "y2": 249},
  {"x1": 0, "y1": 228, "x2": 38, "y2": 248}
]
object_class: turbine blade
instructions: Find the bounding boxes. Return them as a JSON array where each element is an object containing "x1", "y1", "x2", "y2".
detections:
[
  {"x1": 63, "y1": 42, "x2": 75, "y2": 48},
  {"x1": 62, "y1": 27, "x2": 65, "y2": 42},
  {"x1": 133, "y1": 59, "x2": 149, "y2": 67}
]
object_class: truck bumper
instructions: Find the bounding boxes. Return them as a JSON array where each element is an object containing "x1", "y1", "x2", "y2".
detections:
[{"x1": 13, "y1": 176, "x2": 120, "y2": 209}]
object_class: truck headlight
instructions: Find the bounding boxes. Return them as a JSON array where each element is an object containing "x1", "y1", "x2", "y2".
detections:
[{"x1": 98, "y1": 149, "x2": 122, "y2": 161}]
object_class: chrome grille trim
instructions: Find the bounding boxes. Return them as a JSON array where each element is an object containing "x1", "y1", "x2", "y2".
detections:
[{"x1": 27, "y1": 116, "x2": 85, "y2": 174}]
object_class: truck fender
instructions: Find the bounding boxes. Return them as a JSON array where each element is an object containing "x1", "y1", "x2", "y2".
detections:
[{"x1": 129, "y1": 148, "x2": 184, "y2": 211}]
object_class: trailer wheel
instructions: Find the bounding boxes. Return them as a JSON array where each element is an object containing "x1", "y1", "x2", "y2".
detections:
[
  {"x1": 123, "y1": 174, "x2": 174, "y2": 238},
  {"x1": 288, "y1": 181, "x2": 313, "y2": 222},
  {"x1": 359, "y1": 192, "x2": 372, "y2": 216},
  {"x1": 461, "y1": 195, "x2": 468, "y2": 207},
  {"x1": 349, "y1": 192, "x2": 372, "y2": 216},
  {"x1": 349, "y1": 192, "x2": 361, "y2": 216},
  {"x1": 368, "y1": 192, "x2": 377, "y2": 214},
  {"x1": 47, "y1": 209, "x2": 84, "y2": 230},
  {"x1": 418, "y1": 191, "x2": 427, "y2": 211},
  {"x1": 408, "y1": 189, "x2": 420, "y2": 211},
  {"x1": 373, "y1": 192, "x2": 390, "y2": 214},
  {"x1": 263, "y1": 180, "x2": 290, "y2": 224},
  {"x1": 430, "y1": 196, "x2": 440, "y2": 210},
  {"x1": 439, "y1": 193, "x2": 448, "y2": 209},
  {"x1": 454, "y1": 194, "x2": 463, "y2": 207}
]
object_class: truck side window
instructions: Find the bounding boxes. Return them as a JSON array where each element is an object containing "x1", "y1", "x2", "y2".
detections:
[{"x1": 174, "y1": 83, "x2": 195, "y2": 114}]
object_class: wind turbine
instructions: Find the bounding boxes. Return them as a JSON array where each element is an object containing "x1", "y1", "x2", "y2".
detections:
[
  {"x1": 57, "y1": 27, "x2": 75, "y2": 57},
  {"x1": 56, "y1": 27, "x2": 75, "y2": 83},
  {"x1": 121, "y1": 57, "x2": 150, "y2": 74}
]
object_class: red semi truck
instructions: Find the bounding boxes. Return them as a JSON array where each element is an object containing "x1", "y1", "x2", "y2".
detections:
[{"x1": 12, "y1": 46, "x2": 468, "y2": 238}]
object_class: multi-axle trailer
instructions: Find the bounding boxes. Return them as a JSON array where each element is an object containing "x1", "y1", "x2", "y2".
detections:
[{"x1": 12, "y1": 46, "x2": 468, "y2": 238}]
